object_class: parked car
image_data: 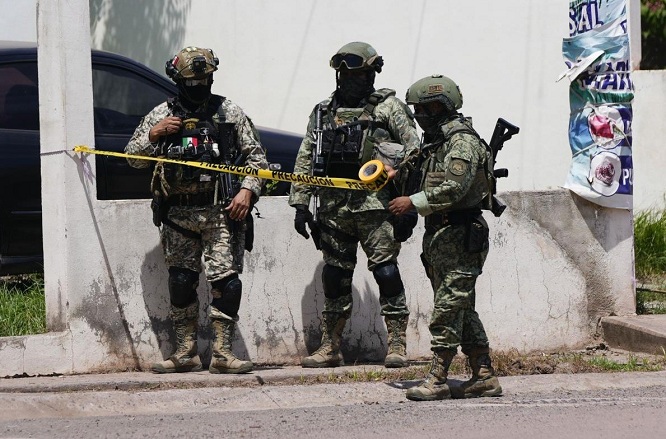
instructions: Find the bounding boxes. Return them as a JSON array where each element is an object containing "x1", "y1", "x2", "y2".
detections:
[{"x1": 0, "y1": 41, "x2": 301, "y2": 275}]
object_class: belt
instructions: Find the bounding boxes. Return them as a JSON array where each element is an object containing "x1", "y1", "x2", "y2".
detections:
[
  {"x1": 167, "y1": 192, "x2": 216, "y2": 207},
  {"x1": 424, "y1": 209, "x2": 481, "y2": 232}
]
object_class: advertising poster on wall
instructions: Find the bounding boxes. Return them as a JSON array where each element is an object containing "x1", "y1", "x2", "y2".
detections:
[{"x1": 560, "y1": 0, "x2": 634, "y2": 209}]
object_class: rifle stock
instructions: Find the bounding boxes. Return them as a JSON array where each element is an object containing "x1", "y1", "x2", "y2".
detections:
[{"x1": 307, "y1": 104, "x2": 326, "y2": 250}]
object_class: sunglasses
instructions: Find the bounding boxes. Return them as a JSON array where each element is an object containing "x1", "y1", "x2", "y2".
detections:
[
  {"x1": 330, "y1": 53, "x2": 366, "y2": 70},
  {"x1": 184, "y1": 77, "x2": 211, "y2": 86}
]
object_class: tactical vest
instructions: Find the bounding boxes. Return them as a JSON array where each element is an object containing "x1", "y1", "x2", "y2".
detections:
[
  {"x1": 423, "y1": 116, "x2": 493, "y2": 211},
  {"x1": 320, "y1": 88, "x2": 396, "y2": 179},
  {"x1": 157, "y1": 96, "x2": 238, "y2": 188}
]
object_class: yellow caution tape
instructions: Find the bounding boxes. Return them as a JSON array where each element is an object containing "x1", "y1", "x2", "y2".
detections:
[{"x1": 73, "y1": 145, "x2": 388, "y2": 191}]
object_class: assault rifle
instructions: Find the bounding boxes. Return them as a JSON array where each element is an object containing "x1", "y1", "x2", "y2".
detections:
[
  {"x1": 303, "y1": 104, "x2": 325, "y2": 250},
  {"x1": 217, "y1": 123, "x2": 242, "y2": 206},
  {"x1": 214, "y1": 121, "x2": 260, "y2": 252},
  {"x1": 312, "y1": 104, "x2": 327, "y2": 178},
  {"x1": 485, "y1": 118, "x2": 519, "y2": 217}
]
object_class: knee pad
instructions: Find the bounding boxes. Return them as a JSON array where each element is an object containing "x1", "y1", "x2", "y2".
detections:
[
  {"x1": 322, "y1": 264, "x2": 353, "y2": 299},
  {"x1": 210, "y1": 274, "x2": 242, "y2": 318},
  {"x1": 373, "y1": 262, "x2": 404, "y2": 298},
  {"x1": 168, "y1": 267, "x2": 199, "y2": 307}
]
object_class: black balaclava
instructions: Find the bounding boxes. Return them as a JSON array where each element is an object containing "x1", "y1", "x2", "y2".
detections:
[
  {"x1": 177, "y1": 77, "x2": 213, "y2": 111},
  {"x1": 415, "y1": 99, "x2": 458, "y2": 139},
  {"x1": 337, "y1": 69, "x2": 375, "y2": 107},
  {"x1": 415, "y1": 112, "x2": 446, "y2": 137}
]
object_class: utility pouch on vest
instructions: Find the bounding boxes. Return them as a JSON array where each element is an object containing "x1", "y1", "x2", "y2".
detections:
[
  {"x1": 465, "y1": 214, "x2": 489, "y2": 254},
  {"x1": 420, "y1": 252, "x2": 433, "y2": 280},
  {"x1": 372, "y1": 141, "x2": 404, "y2": 169},
  {"x1": 150, "y1": 193, "x2": 168, "y2": 227}
]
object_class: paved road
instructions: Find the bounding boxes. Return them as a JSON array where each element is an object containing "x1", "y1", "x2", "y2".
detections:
[{"x1": 1, "y1": 371, "x2": 665, "y2": 438}]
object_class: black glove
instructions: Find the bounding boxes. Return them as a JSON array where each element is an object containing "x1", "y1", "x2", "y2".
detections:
[
  {"x1": 294, "y1": 205, "x2": 322, "y2": 250},
  {"x1": 294, "y1": 205, "x2": 313, "y2": 239},
  {"x1": 391, "y1": 209, "x2": 418, "y2": 242}
]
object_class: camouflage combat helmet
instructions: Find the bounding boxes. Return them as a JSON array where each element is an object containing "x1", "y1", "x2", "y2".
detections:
[
  {"x1": 405, "y1": 74, "x2": 463, "y2": 113},
  {"x1": 330, "y1": 42, "x2": 384, "y2": 73},
  {"x1": 165, "y1": 46, "x2": 219, "y2": 81}
]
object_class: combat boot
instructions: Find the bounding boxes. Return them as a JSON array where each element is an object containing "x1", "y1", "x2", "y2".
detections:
[
  {"x1": 460, "y1": 346, "x2": 502, "y2": 398},
  {"x1": 405, "y1": 350, "x2": 456, "y2": 401},
  {"x1": 384, "y1": 316, "x2": 408, "y2": 368},
  {"x1": 209, "y1": 312, "x2": 253, "y2": 374},
  {"x1": 151, "y1": 302, "x2": 202, "y2": 373},
  {"x1": 302, "y1": 313, "x2": 346, "y2": 368}
]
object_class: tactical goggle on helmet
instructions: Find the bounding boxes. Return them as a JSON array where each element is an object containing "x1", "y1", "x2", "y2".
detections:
[
  {"x1": 405, "y1": 74, "x2": 463, "y2": 111},
  {"x1": 330, "y1": 42, "x2": 384, "y2": 73},
  {"x1": 165, "y1": 46, "x2": 219, "y2": 81}
]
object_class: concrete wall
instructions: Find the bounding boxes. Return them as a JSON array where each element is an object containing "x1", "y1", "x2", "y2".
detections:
[
  {"x1": 1, "y1": 189, "x2": 635, "y2": 376},
  {"x1": 632, "y1": 70, "x2": 666, "y2": 210}
]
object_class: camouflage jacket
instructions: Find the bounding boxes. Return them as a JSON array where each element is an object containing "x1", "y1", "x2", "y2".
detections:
[
  {"x1": 125, "y1": 95, "x2": 267, "y2": 197},
  {"x1": 409, "y1": 116, "x2": 490, "y2": 216},
  {"x1": 288, "y1": 91, "x2": 419, "y2": 213}
]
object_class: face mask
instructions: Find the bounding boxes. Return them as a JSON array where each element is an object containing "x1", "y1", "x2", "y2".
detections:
[
  {"x1": 414, "y1": 114, "x2": 444, "y2": 136},
  {"x1": 178, "y1": 82, "x2": 212, "y2": 106},
  {"x1": 338, "y1": 74, "x2": 374, "y2": 107}
]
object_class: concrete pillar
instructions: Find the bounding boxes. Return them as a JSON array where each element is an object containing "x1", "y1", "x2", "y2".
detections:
[
  {"x1": 38, "y1": 0, "x2": 94, "y2": 332},
  {"x1": 36, "y1": 0, "x2": 143, "y2": 373}
]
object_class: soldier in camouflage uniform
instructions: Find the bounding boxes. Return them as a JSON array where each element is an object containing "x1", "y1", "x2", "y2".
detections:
[
  {"x1": 125, "y1": 46, "x2": 267, "y2": 374},
  {"x1": 289, "y1": 42, "x2": 420, "y2": 368},
  {"x1": 389, "y1": 75, "x2": 502, "y2": 399}
]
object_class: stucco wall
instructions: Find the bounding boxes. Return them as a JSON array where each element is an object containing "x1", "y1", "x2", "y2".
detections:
[
  {"x1": 632, "y1": 70, "x2": 666, "y2": 210},
  {"x1": 1, "y1": 189, "x2": 635, "y2": 376}
]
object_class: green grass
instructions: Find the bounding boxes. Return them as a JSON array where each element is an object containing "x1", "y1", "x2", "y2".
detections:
[
  {"x1": 0, "y1": 274, "x2": 46, "y2": 337},
  {"x1": 584, "y1": 355, "x2": 664, "y2": 372},
  {"x1": 634, "y1": 208, "x2": 666, "y2": 280},
  {"x1": 636, "y1": 289, "x2": 666, "y2": 315},
  {"x1": 634, "y1": 206, "x2": 666, "y2": 315}
]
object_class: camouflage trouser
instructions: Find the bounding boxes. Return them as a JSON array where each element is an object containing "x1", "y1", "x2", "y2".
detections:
[
  {"x1": 318, "y1": 209, "x2": 408, "y2": 317},
  {"x1": 160, "y1": 204, "x2": 245, "y2": 282},
  {"x1": 423, "y1": 222, "x2": 489, "y2": 352}
]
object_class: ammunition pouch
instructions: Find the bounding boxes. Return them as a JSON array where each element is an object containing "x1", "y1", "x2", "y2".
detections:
[
  {"x1": 320, "y1": 124, "x2": 364, "y2": 179},
  {"x1": 150, "y1": 194, "x2": 202, "y2": 239},
  {"x1": 465, "y1": 213, "x2": 489, "y2": 254},
  {"x1": 425, "y1": 209, "x2": 488, "y2": 254}
]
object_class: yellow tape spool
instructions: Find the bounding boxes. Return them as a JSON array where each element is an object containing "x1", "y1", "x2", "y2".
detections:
[{"x1": 358, "y1": 159, "x2": 388, "y2": 188}]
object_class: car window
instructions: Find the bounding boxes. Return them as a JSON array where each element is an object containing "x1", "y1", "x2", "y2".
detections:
[
  {"x1": 0, "y1": 62, "x2": 39, "y2": 130},
  {"x1": 92, "y1": 64, "x2": 171, "y2": 135}
]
